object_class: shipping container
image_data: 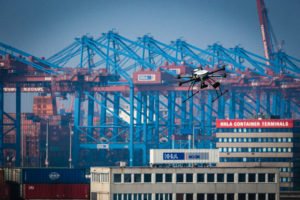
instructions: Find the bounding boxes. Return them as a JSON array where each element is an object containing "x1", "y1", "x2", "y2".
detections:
[
  {"x1": 4, "y1": 168, "x2": 22, "y2": 183},
  {"x1": 22, "y1": 168, "x2": 89, "y2": 184},
  {"x1": 6, "y1": 181, "x2": 21, "y2": 200},
  {"x1": 149, "y1": 149, "x2": 219, "y2": 166},
  {"x1": 0, "y1": 169, "x2": 4, "y2": 184},
  {"x1": 23, "y1": 184, "x2": 89, "y2": 199},
  {"x1": 0, "y1": 183, "x2": 11, "y2": 200}
]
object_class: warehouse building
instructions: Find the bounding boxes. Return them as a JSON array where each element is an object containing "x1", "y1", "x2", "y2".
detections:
[
  {"x1": 90, "y1": 167, "x2": 279, "y2": 200},
  {"x1": 216, "y1": 119, "x2": 300, "y2": 191}
]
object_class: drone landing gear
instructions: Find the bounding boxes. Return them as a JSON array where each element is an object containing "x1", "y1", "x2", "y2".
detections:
[{"x1": 212, "y1": 89, "x2": 229, "y2": 102}]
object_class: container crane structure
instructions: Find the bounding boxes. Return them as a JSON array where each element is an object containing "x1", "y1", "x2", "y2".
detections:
[{"x1": 0, "y1": 30, "x2": 299, "y2": 167}]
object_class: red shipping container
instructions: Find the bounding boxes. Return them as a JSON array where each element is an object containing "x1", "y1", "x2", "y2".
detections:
[
  {"x1": 23, "y1": 184, "x2": 89, "y2": 199},
  {"x1": 0, "y1": 169, "x2": 4, "y2": 184},
  {"x1": 0, "y1": 184, "x2": 11, "y2": 200}
]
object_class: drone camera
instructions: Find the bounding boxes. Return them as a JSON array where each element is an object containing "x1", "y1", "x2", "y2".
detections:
[{"x1": 212, "y1": 82, "x2": 220, "y2": 88}]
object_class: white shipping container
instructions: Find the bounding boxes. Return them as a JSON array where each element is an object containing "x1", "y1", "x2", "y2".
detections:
[{"x1": 150, "y1": 149, "x2": 219, "y2": 165}]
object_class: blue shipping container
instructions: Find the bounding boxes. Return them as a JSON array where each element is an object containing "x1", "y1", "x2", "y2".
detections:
[{"x1": 22, "y1": 168, "x2": 89, "y2": 184}]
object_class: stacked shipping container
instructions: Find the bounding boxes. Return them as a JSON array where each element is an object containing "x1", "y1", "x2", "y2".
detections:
[
  {"x1": 3, "y1": 113, "x2": 40, "y2": 167},
  {"x1": 3, "y1": 168, "x2": 90, "y2": 199},
  {"x1": 33, "y1": 96, "x2": 54, "y2": 116},
  {"x1": 0, "y1": 169, "x2": 11, "y2": 200},
  {"x1": 22, "y1": 168, "x2": 90, "y2": 200}
]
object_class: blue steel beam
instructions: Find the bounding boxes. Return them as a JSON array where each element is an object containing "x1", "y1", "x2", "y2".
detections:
[
  {"x1": 113, "y1": 92, "x2": 120, "y2": 140},
  {"x1": 0, "y1": 42, "x2": 62, "y2": 72},
  {"x1": 15, "y1": 85, "x2": 21, "y2": 167},
  {"x1": 100, "y1": 92, "x2": 107, "y2": 140},
  {"x1": 87, "y1": 92, "x2": 94, "y2": 138},
  {"x1": 0, "y1": 83, "x2": 3, "y2": 167},
  {"x1": 72, "y1": 89, "x2": 81, "y2": 167}
]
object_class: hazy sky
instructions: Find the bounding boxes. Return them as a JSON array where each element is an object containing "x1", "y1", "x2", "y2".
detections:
[{"x1": 0, "y1": 0, "x2": 299, "y2": 59}]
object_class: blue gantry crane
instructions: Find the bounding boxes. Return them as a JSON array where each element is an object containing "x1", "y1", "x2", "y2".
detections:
[{"x1": 0, "y1": 30, "x2": 299, "y2": 167}]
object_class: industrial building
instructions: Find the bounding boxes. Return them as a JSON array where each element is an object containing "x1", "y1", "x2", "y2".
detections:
[
  {"x1": 216, "y1": 119, "x2": 300, "y2": 191},
  {"x1": 90, "y1": 167, "x2": 280, "y2": 200}
]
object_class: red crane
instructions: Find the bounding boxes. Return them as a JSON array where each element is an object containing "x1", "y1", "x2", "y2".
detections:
[{"x1": 256, "y1": 0, "x2": 281, "y2": 61}]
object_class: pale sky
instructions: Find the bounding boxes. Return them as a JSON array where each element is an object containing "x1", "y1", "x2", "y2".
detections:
[{"x1": 1, "y1": 0, "x2": 299, "y2": 112}]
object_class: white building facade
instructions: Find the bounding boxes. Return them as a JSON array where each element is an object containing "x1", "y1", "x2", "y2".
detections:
[{"x1": 90, "y1": 167, "x2": 280, "y2": 200}]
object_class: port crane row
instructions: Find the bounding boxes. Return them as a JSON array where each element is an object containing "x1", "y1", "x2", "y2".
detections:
[{"x1": 0, "y1": 32, "x2": 299, "y2": 167}]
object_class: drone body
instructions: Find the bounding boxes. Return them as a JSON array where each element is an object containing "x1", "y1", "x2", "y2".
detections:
[{"x1": 177, "y1": 65, "x2": 228, "y2": 102}]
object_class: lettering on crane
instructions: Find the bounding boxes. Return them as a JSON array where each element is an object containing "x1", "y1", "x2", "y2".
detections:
[{"x1": 137, "y1": 74, "x2": 156, "y2": 81}]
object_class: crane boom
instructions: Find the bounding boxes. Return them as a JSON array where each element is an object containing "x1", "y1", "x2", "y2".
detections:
[{"x1": 256, "y1": 0, "x2": 274, "y2": 60}]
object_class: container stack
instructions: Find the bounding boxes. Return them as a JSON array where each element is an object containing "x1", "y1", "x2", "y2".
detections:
[
  {"x1": 3, "y1": 113, "x2": 40, "y2": 167},
  {"x1": 3, "y1": 168, "x2": 22, "y2": 199},
  {"x1": 40, "y1": 120, "x2": 70, "y2": 167},
  {"x1": 22, "y1": 168, "x2": 90, "y2": 200},
  {"x1": 0, "y1": 169, "x2": 10, "y2": 200},
  {"x1": 33, "y1": 96, "x2": 54, "y2": 116},
  {"x1": 23, "y1": 114, "x2": 41, "y2": 167}
]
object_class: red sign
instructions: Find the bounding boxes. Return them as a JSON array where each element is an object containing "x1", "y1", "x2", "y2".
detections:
[{"x1": 216, "y1": 119, "x2": 293, "y2": 128}]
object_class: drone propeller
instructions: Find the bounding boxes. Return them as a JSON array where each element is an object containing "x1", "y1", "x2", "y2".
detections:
[
  {"x1": 179, "y1": 78, "x2": 195, "y2": 86},
  {"x1": 208, "y1": 65, "x2": 226, "y2": 75}
]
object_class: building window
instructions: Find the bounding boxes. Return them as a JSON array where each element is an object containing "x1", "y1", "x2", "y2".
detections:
[
  {"x1": 186, "y1": 173, "x2": 193, "y2": 182},
  {"x1": 268, "y1": 193, "x2": 276, "y2": 200},
  {"x1": 186, "y1": 193, "x2": 193, "y2": 200},
  {"x1": 227, "y1": 174, "x2": 234, "y2": 182},
  {"x1": 217, "y1": 194, "x2": 224, "y2": 200},
  {"x1": 156, "y1": 173, "x2": 163, "y2": 183},
  {"x1": 207, "y1": 193, "x2": 215, "y2": 200},
  {"x1": 156, "y1": 193, "x2": 172, "y2": 200},
  {"x1": 197, "y1": 193, "x2": 205, "y2": 200},
  {"x1": 134, "y1": 174, "x2": 141, "y2": 183},
  {"x1": 217, "y1": 174, "x2": 224, "y2": 182},
  {"x1": 238, "y1": 174, "x2": 246, "y2": 182},
  {"x1": 238, "y1": 193, "x2": 246, "y2": 200},
  {"x1": 268, "y1": 174, "x2": 275, "y2": 182},
  {"x1": 135, "y1": 194, "x2": 142, "y2": 200},
  {"x1": 248, "y1": 193, "x2": 256, "y2": 200},
  {"x1": 124, "y1": 173, "x2": 131, "y2": 183},
  {"x1": 165, "y1": 173, "x2": 172, "y2": 182},
  {"x1": 258, "y1": 173, "x2": 265, "y2": 182},
  {"x1": 258, "y1": 193, "x2": 266, "y2": 200},
  {"x1": 123, "y1": 193, "x2": 131, "y2": 200},
  {"x1": 176, "y1": 174, "x2": 184, "y2": 183},
  {"x1": 144, "y1": 173, "x2": 152, "y2": 183},
  {"x1": 248, "y1": 173, "x2": 256, "y2": 182},
  {"x1": 165, "y1": 193, "x2": 172, "y2": 200},
  {"x1": 197, "y1": 173, "x2": 204, "y2": 182},
  {"x1": 207, "y1": 173, "x2": 214, "y2": 182},
  {"x1": 227, "y1": 194, "x2": 234, "y2": 200},
  {"x1": 145, "y1": 193, "x2": 152, "y2": 200},
  {"x1": 176, "y1": 193, "x2": 184, "y2": 200},
  {"x1": 156, "y1": 193, "x2": 163, "y2": 200},
  {"x1": 114, "y1": 174, "x2": 122, "y2": 183}
]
